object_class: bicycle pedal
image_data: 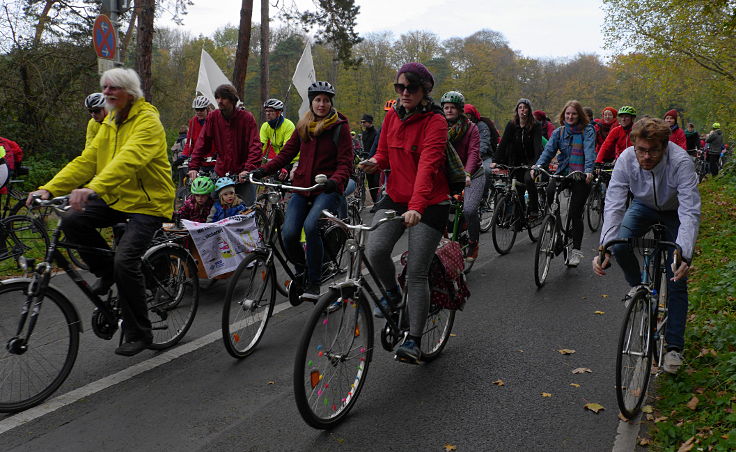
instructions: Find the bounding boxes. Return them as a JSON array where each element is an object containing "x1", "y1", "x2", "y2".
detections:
[{"x1": 394, "y1": 354, "x2": 421, "y2": 365}]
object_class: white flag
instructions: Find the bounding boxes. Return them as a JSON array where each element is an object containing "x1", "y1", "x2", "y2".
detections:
[
  {"x1": 195, "y1": 49, "x2": 233, "y2": 107},
  {"x1": 291, "y1": 43, "x2": 316, "y2": 117}
]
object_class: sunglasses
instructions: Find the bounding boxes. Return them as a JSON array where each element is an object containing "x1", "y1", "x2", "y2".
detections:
[
  {"x1": 89, "y1": 108, "x2": 103, "y2": 114},
  {"x1": 195, "y1": 108, "x2": 206, "y2": 112},
  {"x1": 393, "y1": 83, "x2": 421, "y2": 94}
]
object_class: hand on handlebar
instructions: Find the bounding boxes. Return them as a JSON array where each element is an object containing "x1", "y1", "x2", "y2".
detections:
[
  {"x1": 26, "y1": 189, "x2": 51, "y2": 207},
  {"x1": 402, "y1": 210, "x2": 421, "y2": 227},
  {"x1": 187, "y1": 169, "x2": 198, "y2": 181},
  {"x1": 69, "y1": 188, "x2": 97, "y2": 212},
  {"x1": 592, "y1": 253, "x2": 611, "y2": 276},
  {"x1": 249, "y1": 168, "x2": 267, "y2": 181},
  {"x1": 322, "y1": 179, "x2": 338, "y2": 193},
  {"x1": 358, "y1": 158, "x2": 379, "y2": 174},
  {"x1": 671, "y1": 259, "x2": 690, "y2": 282}
]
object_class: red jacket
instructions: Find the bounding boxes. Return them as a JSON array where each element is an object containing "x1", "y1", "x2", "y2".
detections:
[
  {"x1": 453, "y1": 121, "x2": 481, "y2": 175},
  {"x1": 669, "y1": 127, "x2": 687, "y2": 150},
  {"x1": 262, "y1": 112, "x2": 353, "y2": 195},
  {"x1": 595, "y1": 124, "x2": 632, "y2": 163},
  {"x1": 0, "y1": 137, "x2": 23, "y2": 170},
  {"x1": 183, "y1": 116, "x2": 215, "y2": 162},
  {"x1": 374, "y1": 107, "x2": 449, "y2": 214},
  {"x1": 595, "y1": 120, "x2": 617, "y2": 153},
  {"x1": 189, "y1": 109, "x2": 262, "y2": 175}
]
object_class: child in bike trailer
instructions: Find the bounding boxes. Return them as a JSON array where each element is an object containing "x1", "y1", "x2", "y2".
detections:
[
  {"x1": 177, "y1": 176, "x2": 215, "y2": 223},
  {"x1": 207, "y1": 177, "x2": 246, "y2": 222}
]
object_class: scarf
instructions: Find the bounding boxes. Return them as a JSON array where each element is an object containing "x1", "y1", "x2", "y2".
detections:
[
  {"x1": 268, "y1": 115, "x2": 284, "y2": 129},
  {"x1": 448, "y1": 114, "x2": 470, "y2": 143},
  {"x1": 396, "y1": 97, "x2": 435, "y2": 121},
  {"x1": 670, "y1": 124, "x2": 679, "y2": 132},
  {"x1": 307, "y1": 109, "x2": 339, "y2": 137},
  {"x1": 598, "y1": 118, "x2": 616, "y2": 140},
  {"x1": 565, "y1": 123, "x2": 585, "y2": 173}
]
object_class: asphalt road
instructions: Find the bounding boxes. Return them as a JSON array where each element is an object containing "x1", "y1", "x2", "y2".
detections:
[{"x1": 0, "y1": 216, "x2": 633, "y2": 452}]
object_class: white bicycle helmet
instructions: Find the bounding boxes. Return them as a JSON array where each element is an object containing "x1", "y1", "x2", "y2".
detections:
[
  {"x1": 192, "y1": 95, "x2": 210, "y2": 109},
  {"x1": 0, "y1": 160, "x2": 8, "y2": 190},
  {"x1": 263, "y1": 98, "x2": 285, "y2": 110},
  {"x1": 84, "y1": 93, "x2": 106, "y2": 109}
]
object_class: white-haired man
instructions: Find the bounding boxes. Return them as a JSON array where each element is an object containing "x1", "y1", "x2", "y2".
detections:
[{"x1": 28, "y1": 68, "x2": 175, "y2": 356}]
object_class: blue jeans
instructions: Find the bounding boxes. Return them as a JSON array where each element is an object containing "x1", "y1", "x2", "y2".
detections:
[
  {"x1": 281, "y1": 192, "x2": 340, "y2": 285},
  {"x1": 337, "y1": 178, "x2": 356, "y2": 219},
  {"x1": 611, "y1": 200, "x2": 688, "y2": 350}
]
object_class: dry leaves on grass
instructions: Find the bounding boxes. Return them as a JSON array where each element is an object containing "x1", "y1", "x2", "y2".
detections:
[
  {"x1": 677, "y1": 436, "x2": 696, "y2": 452},
  {"x1": 687, "y1": 396, "x2": 699, "y2": 410},
  {"x1": 572, "y1": 367, "x2": 592, "y2": 374},
  {"x1": 641, "y1": 405, "x2": 654, "y2": 413},
  {"x1": 639, "y1": 437, "x2": 652, "y2": 446},
  {"x1": 584, "y1": 402, "x2": 605, "y2": 413}
]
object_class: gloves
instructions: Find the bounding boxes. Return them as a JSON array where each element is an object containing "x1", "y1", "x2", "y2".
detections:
[
  {"x1": 323, "y1": 179, "x2": 338, "y2": 193},
  {"x1": 250, "y1": 168, "x2": 267, "y2": 181},
  {"x1": 173, "y1": 156, "x2": 186, "y2": 167}
]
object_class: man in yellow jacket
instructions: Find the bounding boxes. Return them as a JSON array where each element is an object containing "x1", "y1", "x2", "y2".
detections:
[{"x1": 28, "y1": 68, "x2": 175, "y2": 356}]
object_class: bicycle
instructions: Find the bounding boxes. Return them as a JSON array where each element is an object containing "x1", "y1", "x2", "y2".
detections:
[
  {"x1": 447, "y1": 193, "x2": 476, "y2": 273},
  {"x1": 532, "y1": 167, "x2": 586, "y2": 287},
  {"x1": 598, "y1": 224, "x2": 681, "y2": 419},
  {"x1": 479, "y1": 167, "x2": 508, "y2": 233},
  {"x1": 292, "y1": 210, "x2": 455, "y2": 429},
  {"x1": 586, "y1": 163, "x2": 614, "y2": 232},
  {"x1": 490, "y1": 164, "x2": 546, "y2": 255},
  {"x1": 0, "y1": 196, "x2": 199, "y2": 413},
  {"x1": 221, "y1": 174, "x2": 349, "y2": 359}
]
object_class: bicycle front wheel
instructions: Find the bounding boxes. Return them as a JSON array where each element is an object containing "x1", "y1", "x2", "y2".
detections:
[
  {"x1": 0, "y1": 281, "x2": 80, "y2": 413},
  {"x1": 534, "y1": 215, "x2": 556, "y2": 288},
  {"x1": 144, "y1": 246, "x2": 199, "y2": 349},
  {"x1": 293, "y1": 289, "x2": 373, "y2": 429},
  {"x1": 479, "y1": 189, "x2": 496, "y2": 233},
  {"x1": 586, "y1": 184, "x2": 604, "y2": 232},
  {"x1": 616, "y1": 290, "x2": 653, "y2": 419},
  {"x1": 222, "y1": 252, "x2": 276, "y2": 359},
  {"x1": 491, "y1": 193, "x2": 518, "y2": 255}
]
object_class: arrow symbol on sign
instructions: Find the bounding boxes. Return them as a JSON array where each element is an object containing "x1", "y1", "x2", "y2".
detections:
[
  {"x1": 102, "y1": 48, "x2": 109, "y2": 57},
  {"x1": 101, "y1": 22, "x2": 108, "y2": 33}
]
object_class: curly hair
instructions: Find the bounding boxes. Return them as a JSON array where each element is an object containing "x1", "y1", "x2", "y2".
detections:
[{"x1": 630, "y1": 117, "x2": 671, "y2": 148}]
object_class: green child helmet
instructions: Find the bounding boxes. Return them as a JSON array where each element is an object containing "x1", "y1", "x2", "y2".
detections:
[
  {"x1": 190, "y1": 176, "x2": 215, "y2": 195},
  {"x1": 712, "y1": 122, "x2": 721, "y2": 129},
  {"x1": 618, "y1": 105, "x2": 637, "y2": 116},
  {"x1": 440, "y1": 91, "x2": 465, "y2": 110}
]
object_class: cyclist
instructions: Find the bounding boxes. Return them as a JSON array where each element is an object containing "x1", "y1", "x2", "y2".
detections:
[
  {"x1": 493, "y1": 98, "x2": 543, "y2": 221},
  {"x1": 188, "y1": 85, "x2": 262, "y2": 206},
  {"x1": 596, "y1": 107, "x2": 618, "y2": 154},
  {"x1": 27, "y1": 67, "x2": 175, "y2": 357},
  {"x1": 441, "y1": 91, "x2": 482, "y2": 261},
  {"x1": 84, "y1": 93, "x2": 108, "y2": 148},
  {"x1": 533, "y1": 110, "x2": 555, "y2": 140},
  {"x1": 260, "y1": 98, "x2": 297, "y2": 180},
  {"x1": 592, "y1": 117, "x2": 700, "y2": 374},
  {"x1": 595, "y1": 105, "x2": 637, "y2": 164},
  {"x1": 250, "y1": 81, "x2": 353, "y2": 302},
  {"x1": 532, "y1": 99, "x2": 596, "y2": 267},
  {"x1": 664, "y1": 109, "x2": 687, "y2": 149},
  {"x1": 360, "y1": 62, "x2": 450, "y2": 364},
  {"x1": 360, "y1": 114, "x2": 381, "y2": 205},
  {"x1": 684, "y1": 123, "x2": 699, "y2": 157},
  {"x1": 177, "y1": 176, "x2": 215, "y2": 223},
  {"x1": 705, "y1": 122, "x2": 724, "y2": 176},
  {"x1": 207, "y1": 177, "x2": 247, "y2": 222},
  {"x1": 182, "y1": 95, "x2": 216, "y2": 174}
]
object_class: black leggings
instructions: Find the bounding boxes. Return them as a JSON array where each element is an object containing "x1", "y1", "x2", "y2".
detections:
[{"x1": 546, "y1": 178, "x2": 591, "y2": 249}]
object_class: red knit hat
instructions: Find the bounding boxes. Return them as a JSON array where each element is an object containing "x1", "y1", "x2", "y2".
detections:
[
  {"x1": 664, "y1": 109, "x2": 678, "y2": 119},
  {"x1": 602, "y1": 107, "x2": 618, "y2": 118},
  {"x1": 464, "y1": 104, "x2": 480, "y2": 121}
]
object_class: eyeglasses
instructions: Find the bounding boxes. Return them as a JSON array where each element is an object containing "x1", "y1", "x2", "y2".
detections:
[
  {"x1": 393, "y1": 83, "x2": 421, "y2": 94},
  {"x1": 634, "y1": 146, "x2": 664, "y2": 156},
  {"x1": 88, "y1": 108, "x2": 103, "y2": 114},
  {"x1": 194, "y1": 108, "x2": 206, "y2": 112}
]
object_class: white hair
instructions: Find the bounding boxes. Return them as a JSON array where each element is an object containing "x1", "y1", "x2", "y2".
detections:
[{"x1": 100, "y1": 68, "x2": 144, "y2": 101}]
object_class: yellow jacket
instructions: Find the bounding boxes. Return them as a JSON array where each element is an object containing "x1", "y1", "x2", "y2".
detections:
[
  {"x1": 42, "y1": 98, "x2": 174, "y2": 218},
  {"x1": 85, "y1": 117, "x2": 102, "y2": 148}
]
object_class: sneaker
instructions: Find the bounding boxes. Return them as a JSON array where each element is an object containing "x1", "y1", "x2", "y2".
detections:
[
  {"x1": 373, "y1": 288, "x2": 401, "y2": 318},
  {"x1": 567, "y1": 249, "x2": 584, "y2": 267},
  {"x1": 662, "y1": 349, "x2": 683, "y2": 374},
  {"x1": 395, "y1": 338, "x2": 421, "y2": 364},
  {"x1": 300, "y1": 283, "x2": 321, "y2": 303},
  {"x1": 622, "y1": 285, "x2": 641, "y2": 308},
  {"x1": 114, "y1": 336, "x2": 152, "y2": 357},
  {"x1": 465, "y1": 241, "x2": 479, "y2": 262}
]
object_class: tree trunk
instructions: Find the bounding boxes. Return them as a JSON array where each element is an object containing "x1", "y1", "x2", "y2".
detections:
[
  {"x1": 259, "y1": 0, "x2": 269, "y2": 122},
  {"x1": 120, "y1": 4, "x2": 139, "y2": 63},
  {"x1": 136, "y1": 0, "x2": 155, "y2": 101},
  {"x1": 233, "y1": 0, "x2": 254, "y2": 100},
  {"x1": 33, "y1": 0, "x2": 58, "y2": 47}
]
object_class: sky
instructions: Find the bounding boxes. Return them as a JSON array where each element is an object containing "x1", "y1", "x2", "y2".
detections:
[{"x1": 162, "y1": 0, "x2": 609, "y2": 60}]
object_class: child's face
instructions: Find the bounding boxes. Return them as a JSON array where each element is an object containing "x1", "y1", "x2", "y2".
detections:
[
  {"x1": 193, "y1": 194, "x2": 209, "y2": 206},
  {"x1": 221, "y1": 188, "x2": 235, "y2": 205}
]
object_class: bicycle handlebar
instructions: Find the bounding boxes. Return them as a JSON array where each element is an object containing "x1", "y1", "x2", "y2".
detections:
[
  {"x1": 31, "y1": 193, "x2": 98, "y2": 212},
  {"x1": 321, "y1": 209, "x2": 404, "y2": 232},
  {"x1": 598, "y1": 238, "x2": 682, "y2": 268},
  {"x1": 248, "y1": 173, "x2": 327, "y2": 192},
  {"x1": 532, "y1": 166, "x2": 587, "y2": 180}
]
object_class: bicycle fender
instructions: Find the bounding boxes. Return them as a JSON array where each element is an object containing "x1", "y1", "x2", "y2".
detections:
[
  {"x1": 0, "y1": 278, "x2": 84, "y2": 333},
  {"x1": 142, "y1": 242, "x2": 194, "y2": 262}
]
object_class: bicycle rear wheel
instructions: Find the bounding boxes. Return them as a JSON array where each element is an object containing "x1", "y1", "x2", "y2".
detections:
[
  {"x1": 0, "y1": 281, "x2": 80, "y2": 413},
  {"x1": 421, "y1": 300, "x2": 455, "y2": 361},
  {"x1": 586, "y1": 184, "x2": 604, "y2": 232},
  {"x1": 616, "y1": 290, "x2": 652, "y2": 419},
  {"x1": 221, "y1": 252, "x2": 276, "y2": 358},
  {"x1": 534, "y1": 215, "x2": 556, "y2": 288},
  {"x1": 491, "y1": 193, "x2": 518, "y2": 255},
  {"x1": 479, "y1": 188, "x2": 496, "y2": 233},
  {"x1": 1, "y1": 215, "x2": 50, "y2": 265},
  {"x1": 293, "y1": 289, "x2": 373, "y2": 429},
  {"x1": 143, "y1": 246, "x2": 199, "y2": 349}
]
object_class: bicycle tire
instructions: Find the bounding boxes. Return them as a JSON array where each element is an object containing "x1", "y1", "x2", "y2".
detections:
[
  {"x1": 221, "y1": 252, "x2": 276, "y2": 358},
  {"x1": 420, "y1": 300, "x2": 456, "y2": 361},
  {"x1": 293, "y1": 289, "x2": 373, "y2": 429},
  {"x1": 479, "y1": 188, "x2": 496, "y2": 233},
  {"x1": 586, "y1": 184, "x2": 604, "y2": 232},
  {"x1": 1, "y1": 215, "x2": 50, "y2": 265},
  {"x1": 491, "y1": 193, "x2": 518, "y2": 255},
  {"x1": 616, "y1": 290, "x2": 652, "y2": 419},
  {"x1": 0, "y1": 281, "x2": 80, "y2": 413},
  {"x1": 143, "y1": 245, "x2": 199, "y2": 349},
  {"x1": 534, "y1": 215, "x2": 556, "y2": 288},
  {"x1": 252, "y1": 206, "x2": 289, "y2": 297},
  {"x1": 654, "y1": 257, "x2": 669, "y2": 366}
]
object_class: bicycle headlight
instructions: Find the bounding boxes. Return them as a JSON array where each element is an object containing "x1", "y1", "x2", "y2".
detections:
[
  {"x1": 267, "y1": 192, "x2": 280, "y2": 204},
  {"x1": 346, "y1": 239, "x2": 359, "y2": 253}
]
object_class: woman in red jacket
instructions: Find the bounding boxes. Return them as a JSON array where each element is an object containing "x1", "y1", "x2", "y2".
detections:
[
  {"x1": 664, "y1": 109, "x2": 687, "y2": 149},
  {"x1": 252, "y1": 81, "x2": 353, "y2": 302},
  {"x1": 360, "y1": 62, "x2": 449, "y2": 364},
  {"x1": 596, "y1": 107, "x2": 618, "y2": 153}
]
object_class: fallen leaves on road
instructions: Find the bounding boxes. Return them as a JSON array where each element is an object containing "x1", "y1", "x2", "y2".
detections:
[
  {"x1": 558, "y1": 349, "x2": 576, "y2": 355},
  {"x1": 541, "y1": 392, "x2": 553, "y2": 397},
  {"x1": 618, "y1": 413, "x2": 629, "y2": 422},
  {"x1": 449, "y1": 333, "x2": 457, "y2": 337},
  {"x1": 572, "y1": 367, "x2": 592, "y2": 374},
  {"x1": 267, "y1": 381, "x2": 276, "y2": 385},
  {"x1": 677, "y1": 436, "x2": 696, "y2": 452},
  {"x1": 641, "y1": 405, "x2": 654, "y2": 413},
  {"x1": 654, "y1": 416, "x2": 668, "y2": 423},
  {"x1": 443, "y1": 444, "x2": 457, "y2": 451},
  {"x1": 594, "y1": 311, "x2": 605, "y2": 315},
  {"x1": 601, "y1": 294, "x2": 609, "y2": 298},
  {"x1": 686, "y1": 396, "x2": 699, "y2": 410},
  {"x1": 569, "y1": 383, "x2": 580, "y2": 388},
  {"x1": 492, "y1": 379, "x2": 505, "y2": 386},
  {"x1": 584, "y1": 402, "x2": 605, "y2": 413}
]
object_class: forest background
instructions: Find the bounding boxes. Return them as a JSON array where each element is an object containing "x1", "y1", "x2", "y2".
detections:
[{"x1": 0, "y1": 0, "x2": 734, "y2": 187}]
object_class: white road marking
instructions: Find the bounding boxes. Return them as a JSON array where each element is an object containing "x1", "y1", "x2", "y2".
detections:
[{"x1": 0, "y1": 252, "x2": 403, "y2": 435}]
